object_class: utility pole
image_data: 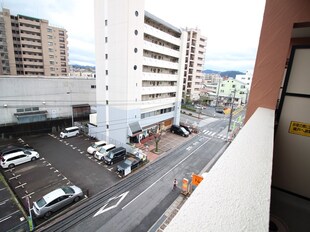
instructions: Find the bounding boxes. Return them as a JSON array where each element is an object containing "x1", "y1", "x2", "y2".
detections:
[{"x1": 226, "y1": 89, "x2": 236, "y2": 141}]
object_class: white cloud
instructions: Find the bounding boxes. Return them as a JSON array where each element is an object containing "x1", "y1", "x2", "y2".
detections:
[{"x1": 3, "y1": 0, "x2": 265, "y2": 71}]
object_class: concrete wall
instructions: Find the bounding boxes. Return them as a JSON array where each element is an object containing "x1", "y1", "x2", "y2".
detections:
[
  {"x1": 0, "y1": 76, "x2": 96, "y2": 125},
  {"x1": 166, "y1": 108, "x2": 274, "y2": 232}
]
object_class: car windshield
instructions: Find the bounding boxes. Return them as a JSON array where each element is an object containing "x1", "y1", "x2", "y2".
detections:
[
  {"x1": 99, "y1": 147, "x2": 107, "y2": 153},
  {"x1": 24, "y1": 150, "x2": 31, "y2": 155},
  {"x1": 61, "y1": 186, "x2": 74, "y2": 194},
  {"x1": 36, "y1": 198, "x2": 47, "y2": 207},
  {"x1": 91, "y1": 143, "x2": 98, "y2": 148},
  {"x1": 181, "y1": 127, "x2": 187, "y2": 133},
  {"x1": 124, "y1": 159, "x2": 131, "y2": 165},
  {"x1": 107, "y1": 152, "x2": 114, "y2": 159}
]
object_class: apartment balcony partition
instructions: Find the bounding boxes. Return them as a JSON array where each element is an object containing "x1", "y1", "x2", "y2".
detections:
[
  {"x1": 18, "y1": 18, "x2": 40, "y2": 26},
  {"x1": 20, "y1": 40, "x2": 41, "y2": 47},
  {"x1": 143, "y1": 57, "x2": 179, "y2": 70},
  {"x1": 143, "y1": 40, "x2": 180, "y2": 58},
  {"x1": 20, "y1": 33, "x2": 41, "y2": 40},
  {"x1": 144, "y1": 24, "x2": 181, "y2": 47}
]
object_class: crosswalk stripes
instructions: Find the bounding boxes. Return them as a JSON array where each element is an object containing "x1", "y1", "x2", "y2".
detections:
[{"x1": 202, "y1": 130, "x2": 226, "y2": 141}]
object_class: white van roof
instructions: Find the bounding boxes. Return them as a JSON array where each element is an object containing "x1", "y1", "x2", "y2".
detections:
[{"x1": 94, "y1": 141, "x2": 107, "y2": 146}]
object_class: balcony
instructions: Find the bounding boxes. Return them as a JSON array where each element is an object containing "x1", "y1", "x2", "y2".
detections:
[
  {"x1": 140, "y1": 97, "x2": 176, "y2": 110},
  {"x1": 144, "y1": 24, "x2": 181, "y2": 46},
  {"x1": 143, "y1": 41, "x2": 180, "y2": 58},
  {"x1": 143, "y1": 57, "x2": 179, "y2": 70},
  {"x1": 165, "y1": 108, "x2": 274, "y2": 231},
  {"x1": 141, "y1": 86, "x2": 177, "y2": 95},
  {"x1": 142, "y1": 72, "x2": 178, "y2": 82},
  {"x1": 19, "y1": 25, "x2": 40, "y2": 33}
]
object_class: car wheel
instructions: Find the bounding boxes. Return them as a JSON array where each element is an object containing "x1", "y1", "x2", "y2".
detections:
[
  {"x1": 44, "y1": 211, "x2": 52, "y2": 218},
  {"x1": 111, "y1": 161, "x2": 113, "y2": 165},
  {"x1": 172, "y1": 130, "x2": 175, "y2": 134},
  {"x1": 93, "y1": 151, "x2": 96, "y2": 156},
  {"x1": 31, "y1": 157, "x2": 36, "y2": 161},
  {"x1": 74, "y1": 196, "x2": 80, "y2": 202},
  {"x1": 8, "y1": 164, "x2": 15, "y2": 169},
  {"x1": 64, "y1": 135, "x2": 67, "y2": 138}
]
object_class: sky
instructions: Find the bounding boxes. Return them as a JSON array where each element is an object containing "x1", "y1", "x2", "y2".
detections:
[{"x1": 2, "y1": 0, "x2": 266, "y2": 72}]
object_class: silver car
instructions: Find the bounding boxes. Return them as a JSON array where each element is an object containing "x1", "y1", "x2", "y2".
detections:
[{"x1": 32, "y1": 185, "x2": 83, "y2": 218}]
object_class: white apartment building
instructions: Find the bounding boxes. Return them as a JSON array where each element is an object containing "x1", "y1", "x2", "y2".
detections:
[
  {"x1": 218, "y1": 78, "x2": 249, "y2": 105},
  {"x1": 91, "y1": 0, "x2": 187, "y2": 145},
  {"x1": 235, "y1": 70, "x2": 253, "y2": 89},
  {"x1": 183, "y1": 28, "x2": 207, "y2": 101}
]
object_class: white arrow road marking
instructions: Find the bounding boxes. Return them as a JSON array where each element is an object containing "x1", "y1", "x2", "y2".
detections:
[{"x1": 94, "y1": 191, "x2": 129, "y2": 217}]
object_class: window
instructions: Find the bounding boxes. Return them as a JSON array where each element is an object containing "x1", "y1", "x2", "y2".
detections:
[
  {"x1": 232, "y1": 85, "x2": 236, "y2": 88},
  {"x1": 47, "y1": 28, "x2": 52, "y2": 32},
  {"x1": 105, "y1": 20, "x2": 108, "y2": 26},
  {"x1": 134, "y1": 65, "x2": 137, "y2": 70},
  {"x1": 135, "y1": 11, "x2": 139, "y2": 17},
  {"x1": 91, "y1": 85, "x2": 96, "y2": 89},
  {"x1": 134, "y1": 30, "x2": 138, "y2": 35},
  {"x1": 48, "y1": 42, "x2": 53, "y2": 46},
  {"x1": 106, "y1": 100, "x2": 108, "y2": 105},
  {"x1": 49, "y1": 55, "x2": 54, "y2": 58},
  {"x1": 50, "y1": 61, "x2": 54, "y2": 65},
  {"x1": 105, "y1": 70, "x2": 108, "y2": 75},
  {"x1": 105, "y1": 54, "x2": 108, "y2": 59},
  {"x1": 105, "y1": 37, "x2": 108, "y2": 43},
  {"x1": 134, "y1": 48, "x2": 138, "y2": 53},
  {"x1": 48, "y1": 35, "x2": 53, "y2": 39},
  {"x1": 221, "y1": 84, "x2": 224, "y2": 87},
  {"x1": 49, "y1": 48, "x2": 53, "y2": 52},
  {"x1": 106, "y1": 85, "x2": 108, "y2": 90}
]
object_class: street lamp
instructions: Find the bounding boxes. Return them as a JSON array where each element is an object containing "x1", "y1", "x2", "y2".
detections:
[
  {"x1": 226, "y1": 89, "x2": 236, "y2": 141},
  {"x1": 67, "y1": 91, "x2": 74, "y2": 126}
]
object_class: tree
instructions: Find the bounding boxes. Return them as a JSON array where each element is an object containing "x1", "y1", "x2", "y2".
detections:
[{"x1": 154, "y1": 132, "x2": 162, "y2": 153}]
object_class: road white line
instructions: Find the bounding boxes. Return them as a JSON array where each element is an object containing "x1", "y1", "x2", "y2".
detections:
[
  {"x1": 211, "y1": 132, "x2": 216, "y2": 137},
  {"x1": 22, "y1": 192, "x2": 34, "y2": 199},
  {"x1": 122, "y1": 138, "x2": 211, "y2": 210},
  {"x1": 0, "y1": 199, "x2": 10, "y2": 206}
]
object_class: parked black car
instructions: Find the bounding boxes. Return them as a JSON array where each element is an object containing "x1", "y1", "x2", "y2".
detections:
[
  {"x1": 170, "y1": 125, "x2": 189, "y2": 137},
  {"x1": 104, "y1": 147, "x2": 127, "y2": 165},
  {"x1": 180, "y1": 124, "x2": 193, "y2": 134}
]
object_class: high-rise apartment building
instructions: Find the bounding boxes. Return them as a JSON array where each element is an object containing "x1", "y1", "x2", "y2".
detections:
[
  {"x1": 0, "y1": 8, "x2": 68, "y2": 76},
  {"x1": 183, "y1": 28, "x2": 207, "y2": 101},
  {"x1": 91, "y1": 0, "x2": 187, "y2": 145}
]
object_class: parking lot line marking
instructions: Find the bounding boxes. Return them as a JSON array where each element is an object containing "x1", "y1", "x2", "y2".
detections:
[
  {"x1": 70, "y1": 144, "x2": 73, "y2": 147},
  {"x1": 22, "y1": 192, "x2": 34, "y2": 199},
  {"x1": 186, "y1": 146, "x2": 192, "y2": 151},
  {"x1": 9, "y1": 174, "x2": 21, "y2": 180},
  {"x1": 46, "y1": 163, "x2": 51, "y2": 166},
  {"x1": 57, "y1": 174, "x2": 61, "y2": 177},
  {"x1": 211, "y1": 132, "x2": 216, "y2": 136},
  {"x1": 0, "y1": 187, "x2": 6, "y2": 191},
  {"x1": 54, "y1": 169, "x2": 59, "y2": 173},
  {"x1": 80, "y1": 151, "x2": 84, "y2": 154},
  {"x1": 72, "y1": 147, "x2": 77, "y2": 149},
  {"x1": 50, "y1": 167, "x2": 54, "y2": 170},
  {"x1": 15, "y1": 183, "x2": 27, "y2": 189},
  {"x1": 78, "y1": 149, "x2": 81, "y2": 152},
  {"x1": 98, "y1": 162, "x2": 103, "y2": 165},
  {"x1": 62, "y1": 177, "x2": 67, "y2": 180}
]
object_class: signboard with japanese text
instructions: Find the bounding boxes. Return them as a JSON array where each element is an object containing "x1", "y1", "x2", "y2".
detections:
[{"x1": 289, "y1": 121, "x2": 310, "y2": 137}]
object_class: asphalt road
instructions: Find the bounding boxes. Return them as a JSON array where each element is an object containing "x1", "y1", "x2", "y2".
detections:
[{"x1": 41, "y1": 129, "x2": 228, "y2": 232}]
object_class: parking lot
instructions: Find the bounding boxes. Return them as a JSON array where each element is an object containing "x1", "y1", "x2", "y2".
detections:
[{"x1": 0, "y1": 129, "x2": 195, "y2": 230}]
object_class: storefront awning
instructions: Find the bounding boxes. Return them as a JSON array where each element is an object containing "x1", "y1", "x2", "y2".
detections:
[{"x1": 128, "y1": 121, "x2": 142, "y2": 136}]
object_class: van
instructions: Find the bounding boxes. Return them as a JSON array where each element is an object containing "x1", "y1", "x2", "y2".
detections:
[
  {"x1": 0, "y1": 150, "x2": 39, "y2": 169},
  {"x1": 104, "y1": 147, "x2": 127, "y2": 165},
  {"x1": 87, "y1": 140, "x2": 107, "y2": 155},
  {"x1": 94, "y1": 144, "x2": 116, "y2": 161},
  {"x1": 60, "y1": 126, "x2": 80, "y2": 139}
]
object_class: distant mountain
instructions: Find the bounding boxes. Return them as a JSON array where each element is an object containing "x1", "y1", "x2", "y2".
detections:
[
  {"x1": 203, "y1": 69, "x2": 221, "y2": 74},
  {"x1": 70, "y1": 64, "x2": 95, "y2": 69},
  {"x1": 220, "y1": 71, "x2": 245, "y2": 78},
  {"x1": 203, "y1": 70, "x2": 245, "y2": 78}
]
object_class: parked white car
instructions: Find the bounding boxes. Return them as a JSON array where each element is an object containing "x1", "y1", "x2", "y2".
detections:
[
  {"x1": 0, "y1": 150, "x2": 39, "y2": 169},
  {"x1": 87, "y1": 141, "x2": 107, "y2": 155},
  {"x1": 94, "y1": 144, "x2": 115, "y2": 161},
  {"x1": 60, "y1": 126, "x2": 80, "y2": 139}
]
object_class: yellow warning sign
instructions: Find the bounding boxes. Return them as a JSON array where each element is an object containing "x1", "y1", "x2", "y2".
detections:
[{"x1": 289, "y1": 121, "x2": 310, "y2": 137}]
